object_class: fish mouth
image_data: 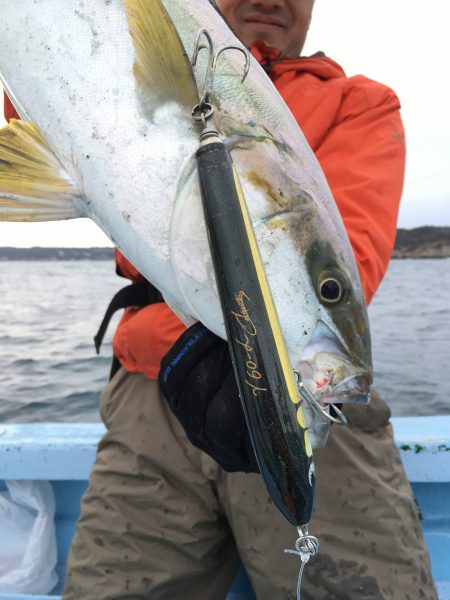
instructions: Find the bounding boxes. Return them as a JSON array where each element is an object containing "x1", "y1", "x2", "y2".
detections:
[
  {"x1": 296, "y1": 320, "x2": 372, "y2": 409},
  {"x1": 324, "y1": 374, "x2": 371, "y2": 405},
  {"x1": 295, "y1": 320, "x2": 371, "y2": 448},
  {"x1": 308, "y1": 372, "x2": 371, "y2": 408}
]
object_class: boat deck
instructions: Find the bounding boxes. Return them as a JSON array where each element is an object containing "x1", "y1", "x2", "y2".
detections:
[{"x1": 0, "y1": 416, "x2": 449, "y2": 600}]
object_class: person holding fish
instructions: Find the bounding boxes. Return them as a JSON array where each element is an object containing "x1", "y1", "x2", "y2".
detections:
[{"x1": 1, "y1": 0, "x2": 438, "y2": 598}]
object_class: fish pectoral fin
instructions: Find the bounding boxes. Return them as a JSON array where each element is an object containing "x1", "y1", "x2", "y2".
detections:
[
  {"x1": 124, "y1": 0, "x2": 198, "y2": 109},
  {"x1": 0, "y1": 119, "x2": 83, "y2": 222}
]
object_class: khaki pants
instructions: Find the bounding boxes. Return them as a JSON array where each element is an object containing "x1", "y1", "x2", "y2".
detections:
[{"x1": 63, "y1": 368, "x2": 437, "y2": 600}]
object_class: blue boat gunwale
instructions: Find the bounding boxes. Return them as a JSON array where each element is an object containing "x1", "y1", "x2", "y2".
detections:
[{"x1": 2, "y1": 416, "x2": 450, "y2": 481}]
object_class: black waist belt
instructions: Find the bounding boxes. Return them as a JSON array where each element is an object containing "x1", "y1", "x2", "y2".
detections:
[{"x1": 94, "y1": 280, "x2": 163, "y2": 355}]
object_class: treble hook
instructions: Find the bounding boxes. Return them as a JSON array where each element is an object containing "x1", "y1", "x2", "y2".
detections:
[
  {"x1": 294, "y1": 371, "x2": 348, "y2": 425},
  {"x1": 285, "y1": 525, "x2": 319, "y2": 600},
  {"x1": 191, "y1": 29, "x2": 250, "y2": 116}
]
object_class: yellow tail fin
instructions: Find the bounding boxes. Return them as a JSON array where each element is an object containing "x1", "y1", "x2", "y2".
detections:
[{"x1": 0, "y1": 120, "x2": 82, "y2": 222}]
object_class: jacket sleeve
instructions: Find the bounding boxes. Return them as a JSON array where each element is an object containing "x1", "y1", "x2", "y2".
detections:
[
  {"x1": 114, "y1": 248, "x2": 145, "y2": 283},
  {"x1": 112, "y1": 248, "x2": 187, "y2": 378},
  {"x1": 113, "y1": 302, "x2": 186, "y2": 380},
  {"x1": 315, "y1": 78, "x2": 405, "y2": 304}
]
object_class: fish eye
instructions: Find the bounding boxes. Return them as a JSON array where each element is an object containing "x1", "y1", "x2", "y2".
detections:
[{"x1": 318, "y1": 273, "x2": 345, "y2": 305}]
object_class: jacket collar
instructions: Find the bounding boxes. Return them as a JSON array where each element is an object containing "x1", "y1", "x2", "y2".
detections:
[{"x1": 250, "y1": 40, "x2": 346, "y2": 81}]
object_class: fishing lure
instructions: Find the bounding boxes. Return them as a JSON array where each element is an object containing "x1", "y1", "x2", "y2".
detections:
[{"x1": 192, "y1": 29, "x2": 319, "y2": 598}]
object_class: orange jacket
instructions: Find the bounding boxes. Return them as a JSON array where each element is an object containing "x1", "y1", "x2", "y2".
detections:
[
  {"x1": 4, "y1": 44, "x2": 405, "y2": 379},
  {"x1": 4, "y1": 93, "x2": 18, "y2": 121}
]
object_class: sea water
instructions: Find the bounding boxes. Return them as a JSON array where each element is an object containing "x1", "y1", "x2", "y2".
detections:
[{"x1": 0, "y1": 258, "x2": 449, "y2": 422}]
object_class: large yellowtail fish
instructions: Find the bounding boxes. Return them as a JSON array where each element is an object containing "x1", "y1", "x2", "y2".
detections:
[{"x1": 0, "y1": 0, "x2": 372, "y2": 527}]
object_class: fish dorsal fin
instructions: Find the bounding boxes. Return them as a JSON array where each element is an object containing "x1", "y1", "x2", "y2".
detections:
[
  {"x1": 124, "y1": 0, "x2": 198, "y2": 108},
  {"x1": 0, "y1": 119, "x2": 82, "y2": 222}
]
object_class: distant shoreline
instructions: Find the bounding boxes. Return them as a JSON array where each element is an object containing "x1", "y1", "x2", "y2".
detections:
[
  {"x1": 0, "y1": 226, "x2": 449, "y2": 260},
  {"x1": 391, "y1": 226, "x2": 450, "y2": 259},
  {"x1": 0, "y1": 247, "x2": 114, "y2": 261}
]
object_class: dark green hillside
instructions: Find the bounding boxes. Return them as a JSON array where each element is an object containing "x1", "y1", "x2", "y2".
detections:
[{"x1": 393, "y1": 227, "x2": 450, "y2": 258}]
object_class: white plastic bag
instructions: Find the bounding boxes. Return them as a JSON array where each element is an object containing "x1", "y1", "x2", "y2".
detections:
[{"x1": 0, "y1": 480, "x2": 58, "y2": 594}]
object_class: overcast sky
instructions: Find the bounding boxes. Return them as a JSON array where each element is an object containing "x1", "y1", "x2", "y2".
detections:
[{"x1": 0, "y1": 0, "x2": 449, "y2": 247}]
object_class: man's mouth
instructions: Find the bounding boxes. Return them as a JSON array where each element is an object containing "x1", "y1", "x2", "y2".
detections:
[{"x1": 244, "y1": 15, "x2": 285, "y2": 30}]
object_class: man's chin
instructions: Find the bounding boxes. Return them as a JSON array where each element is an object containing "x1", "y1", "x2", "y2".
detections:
[{"x1": 240, "y1": 29, "x2": 283, "y2": 52}]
